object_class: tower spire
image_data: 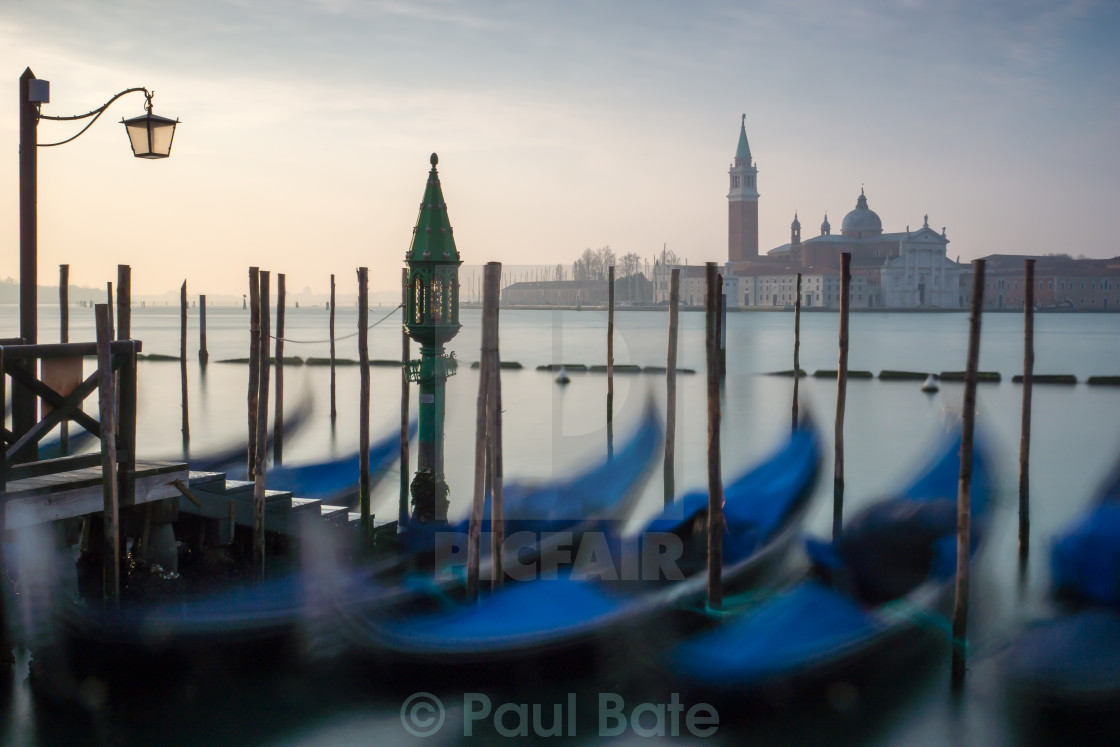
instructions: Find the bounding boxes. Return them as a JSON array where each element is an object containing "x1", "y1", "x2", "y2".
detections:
[{"x1": 735, "y1": 114, "x2": 752, "y2": 165}]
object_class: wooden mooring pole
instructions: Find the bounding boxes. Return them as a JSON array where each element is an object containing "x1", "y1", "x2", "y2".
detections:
[
  {"x1": 400, "y1": 267, "x2": 410, "y2": 528},
  {"x1": 253, "y1": 271, "x2": 271, "y2": 577},
  {"x1": 180, "y1": 280, "x2": 189, "y2": 450},
  {"x1": 1019, "y1": 259, "x2": 1035, "y2": 567},
  {"x1": 664, "y1": 268, "x2": 680, "y2": 506},
  {"x1": 357, "y1": 267, "x2": 372, "y2": 546},
  {"x1": 59, "y1": 264, "x2": 69, "y2": 455},
  {"x1": 834, "y1": 253, "x2": 851, "y2": 542},
  {"x1": 952, "y1": 258, "x2": 986, "y2": 689},
  {"x1": 117, "y1": 265, "x2": 131, "y2": 340},
  {"x1": 705, "y1": 263, "x2": 724, "y2": 610},
  {"x1": 106, "y1": 282, "x2": 114, "y2": 340},
  {"x1": 248, "y1": 267, "x2": 260, "y2": 475},
  {"x1": 330, "y1": 273, "x2": 337, "y2": 422},
  {"x1": 487, "y1": 261, "x2": 505, "y2": 588},
  {"x1": 199, "y1": 294, "x2": 209, "y2": 365},
  {"x1": 467, "y1": 263, "x2": 501, "y2": 602},
  {"x1": 607, "y1": 264, "x2": 615, "y2": 460},
  {"x1": 793, "y1": 272, "x2": 802, "y2": 428},
  {"x1": 95, "y1": 304, "x2": 119, "y2": 607},
  {"x1": 274, "y1": 274, "x2": 286, "y2": 466}
]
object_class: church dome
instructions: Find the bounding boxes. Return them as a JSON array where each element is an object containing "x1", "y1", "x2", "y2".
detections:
[{"x1": 841, "y1": 190, "x2": 882, "y2": 237}]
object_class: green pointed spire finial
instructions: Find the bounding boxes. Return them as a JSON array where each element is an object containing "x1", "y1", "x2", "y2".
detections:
[{"x1": 431, "y1": 152, "x2": 438, "y2": 166}]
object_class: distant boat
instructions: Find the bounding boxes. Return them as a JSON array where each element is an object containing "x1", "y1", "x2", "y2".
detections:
[{"x1": 666, "y1": 427, "x2": 993, "y2": 695}]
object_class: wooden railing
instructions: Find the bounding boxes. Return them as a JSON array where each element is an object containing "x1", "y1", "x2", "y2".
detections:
[{"x1": 0, "y1": 339, "x2": 139, "y2": 497}]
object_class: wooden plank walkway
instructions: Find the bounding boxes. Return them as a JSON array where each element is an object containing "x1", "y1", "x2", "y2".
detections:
[{"x1": 2, "y1": 459, "x2": 188, "y2": 530}]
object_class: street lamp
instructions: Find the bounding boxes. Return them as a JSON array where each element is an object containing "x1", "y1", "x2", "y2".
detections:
[
  {"x1": 404, "y1": 152, "x2": 462, "y2": 523},
  {"x1": 15, "y1": 67, "x2": 178, "y2": 451}
]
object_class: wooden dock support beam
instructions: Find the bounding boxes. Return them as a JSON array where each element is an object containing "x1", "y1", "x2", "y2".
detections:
[
  {"x1": 400, "y1": 267, "x2": 410, "y2": 528},
  {"x1": 834, "y1": 253, "x2": 851, "y2": 542},
  {"x1": 705, "y1": 262, "x2": 724, "y2": 610},
  {"x1": 607, "y1": 264, "x2": 615, "y2": 460},
  {"x1": 275, "y1": 273, "x2": 286, "y2": 466},
  {"x1": 253, "y1": 271, "x2": 271, "y2": 576},
  {"x1": 952, "y1": 258, "x2": 986, "y2": 689},
  {"x1": 95, "y1": 304, "x2": 120, "y2": 607},
  {"x1": 59, "y1": 264, "x2": 69, "y2": 455},
  {"x1": 117, "y1": 265, "x2": 131, "y2": 340},
  {"x1": 665, "y1": 268, "x2": 680, "y2": 506},
  {"x1": 357, "y1": 267, "x2": 372, "y2": 546},
  {"x1": 793, "y1": 272, "x2": 802, "y2": 428},
  {"x1": 1019, "y1": 259, "x2": 1035, "y2": 567},
  {"x1": 248, "y1": 267, "x2": 260, "y2": 475}
]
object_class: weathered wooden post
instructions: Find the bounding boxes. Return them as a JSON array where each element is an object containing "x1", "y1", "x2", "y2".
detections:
[
  {"x1": 1019, "y1": 259, "x2": 1036, "y2": 566},
  {"x1": 834, "y1": 253, "x2": 851, "y2": 542},
  {"x1": 330, "y1": 273, "x2": 337, "y2": 422},
  {"x1": 487, "y1": 262, "x2": 505, "y2": 587},
  {"x1": 793, "y1": 272, "x2": 802, "y2": 428},
  {"x1": 719, "y1": 289, "x2": 727, "y2": 375},
  {"x1": 468, "y1": 263, "x2": 500, "y2": 601},
  {"x1": 357, "y1": 267, "x2": 372, "y2": 546},
  {"x1": 665, "y1": 268, "x2": 680, "y2": 506},
  {"x1": 400, "y1": 267, "x2": 410, "y2": 528},
  {"x1": 59, "y1": 264, "x2": 69, "y2": 454},
  {"x1": 253, "y1": 271, "x2": 271, "y2": 576},
  {"x1": 117, "y1": 265, "x2": 131, "y2": 340},
  {"x1": 248, "y1": 267, "x2": 260, "y2": 475},
  {"x1": 705, "y1": 263, "x2": 724, "y2": 610},
  {"x1": 274, "y1": 274, "x2": 286, "y2": 465},
  {"x1": 0, "y1": 345, "x2": 8, "y2": 663},
  {"x1": 95, "y1": 304, "x2": 120, "y2": 607},
  {"x1": 106, "y1": 282, "x2": 114, "y2": 339},
  {"x1": 180, "y1": 280, "x2": 189, "y2": 449},
  {"x1": 607, "y1": 264, "x2": 615, "y2": 460},
  {"x1": 952, "y1": 259, "x2": 985, "y2": 688},
  {"x1": 198, "y1": 294, "x2": 209, "y2": 365}
]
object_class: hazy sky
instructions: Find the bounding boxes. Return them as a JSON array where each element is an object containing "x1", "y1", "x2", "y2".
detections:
[{"x1": 2, "y1": 0, "x2": 1118, "y2": 297}]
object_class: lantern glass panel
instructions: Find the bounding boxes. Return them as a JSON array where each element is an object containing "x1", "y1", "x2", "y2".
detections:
[
  {"x1": 413, "y1": 277, "x2": 423, "y2": 324},
  {"x1": 431, "y1": 280, "x2": 444, "y2": 324},
  {"x1": 125, "y1": 120, "x2": 150, "y2": 156},
  {"x1": 149, "y1": 120, "x2": 176, "y2": 157}
]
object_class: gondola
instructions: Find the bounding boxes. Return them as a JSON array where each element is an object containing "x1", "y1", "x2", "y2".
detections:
[
  {"x1": 666, "y1": 426, "x2": 992, "y2": 695},
  {"x1": 1003, "y1": 456, "x2": 1120, "y2": 712},
  {"x1": 336, "y1": 417, "x2": 821, "y2": 663},
  {"x1": 221, "y1": 419, "x2": 417, "y2": 506}
]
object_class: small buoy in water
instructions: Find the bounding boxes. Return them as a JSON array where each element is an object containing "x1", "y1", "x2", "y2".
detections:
[
  {"x1": 555, "y1": 366, "x2": 571, "y2": 385},
  {"x1": 921, "y1": 374, "x2": 939, "y2": 393}
]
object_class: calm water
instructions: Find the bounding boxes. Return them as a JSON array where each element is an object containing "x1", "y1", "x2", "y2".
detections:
[{"x1": 3, "y1": 303, "x2": 1120, "y2": 745}]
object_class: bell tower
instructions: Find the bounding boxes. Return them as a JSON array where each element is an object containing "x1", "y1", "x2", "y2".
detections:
[{"x1": 728, "y1": 114, "x2": 759, "y2": 265}]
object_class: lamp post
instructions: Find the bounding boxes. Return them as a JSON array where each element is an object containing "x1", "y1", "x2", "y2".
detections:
[
  {"x1": 404, "y1": 153, "x2": 461, "y2": 523},
  {"x1": 15, "y1": 67, "x2": 178, "y2": 456}
]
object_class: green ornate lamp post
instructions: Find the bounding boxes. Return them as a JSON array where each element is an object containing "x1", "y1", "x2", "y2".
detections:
[{"x1": 404, "y1": 153, "x2": 461, "y2": 523}]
